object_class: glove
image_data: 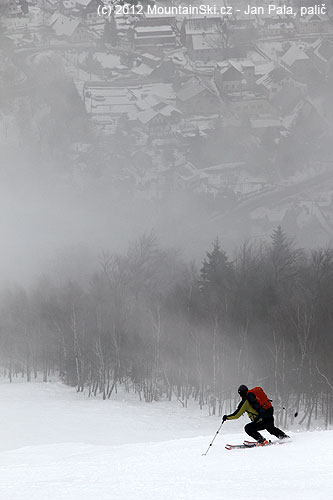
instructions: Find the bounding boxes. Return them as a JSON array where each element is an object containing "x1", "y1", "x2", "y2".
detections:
[{"x1": 222, "y1": 415, "x2": 228, "y2": 422}]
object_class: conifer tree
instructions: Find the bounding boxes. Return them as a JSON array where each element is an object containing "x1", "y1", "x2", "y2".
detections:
[{"x1": 200, "y1": 238, "x2": 234, "y2": 315}]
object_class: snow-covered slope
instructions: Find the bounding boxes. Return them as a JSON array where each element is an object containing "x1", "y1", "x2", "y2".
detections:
[{"x1": 0, "y1": 381, "x2": 332, "y2": 500}]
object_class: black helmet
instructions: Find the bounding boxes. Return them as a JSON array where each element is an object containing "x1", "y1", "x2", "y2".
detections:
[{"x1": 238, "y1": 384, "x2": 248, "y2": 396}]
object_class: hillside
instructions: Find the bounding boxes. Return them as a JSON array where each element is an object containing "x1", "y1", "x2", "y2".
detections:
[{"x1": 0, "y1": 381, "x2": 331, "y2": 500}]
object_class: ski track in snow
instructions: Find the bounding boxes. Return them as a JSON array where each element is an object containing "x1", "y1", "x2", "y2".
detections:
[{"x1": 0, "y1": 381, "x2": 332, "y2": 500}]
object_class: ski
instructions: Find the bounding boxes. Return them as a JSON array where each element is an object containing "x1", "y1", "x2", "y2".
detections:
[
  {"x1": 244, "y1": 440, "x2": 272, "y2": 448},
  {"x1": 225, "y1": 443, "x2": 253, "y2": 450},
  {"x1": 226, "y1": 439, "x2": 291, "y2": 450},
  {"x1": 244, "y1": 439, "x2": 292, "y2": 446}
]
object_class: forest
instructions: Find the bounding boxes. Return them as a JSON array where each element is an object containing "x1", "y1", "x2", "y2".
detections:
[{"x1": 0, "y1": 227, "x2": 332, "y2": 430}]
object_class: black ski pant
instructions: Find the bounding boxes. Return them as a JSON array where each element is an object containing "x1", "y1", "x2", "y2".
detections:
[{"x1": 245, "y1": 416, "x2": 287, "y2": 441}]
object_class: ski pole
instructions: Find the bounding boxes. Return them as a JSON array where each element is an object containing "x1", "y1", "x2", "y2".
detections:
[{"x1": 202, "y1": 420, "x2": 224, "y2": 456}]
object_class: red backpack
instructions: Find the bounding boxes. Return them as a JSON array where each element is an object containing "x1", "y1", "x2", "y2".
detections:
[{"x1": 248, "y1": 387, "x2": 272, "y2": 410}]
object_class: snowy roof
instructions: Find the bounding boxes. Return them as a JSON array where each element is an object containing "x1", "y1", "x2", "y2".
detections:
[
  {"x1": 177, "y1": 77, "x2": 218, "y2": 102},
  {"x1": 314, "y1": 40, "x2": 333, "y2": 62},
  {"x1": 256, "y1": 66, "x2": 292, "y2": 89},
  {"x1": 158, "y1": 105, "x2": 182, "y2": 117},
  {"x1": 135, "y1": 26, "x2": 173, "y2": 34},
  {"x1": 280, "y1": 45, "x2": 309, "y2": 67},
  {"x1": 75, "y1": 0, "x2": 91, "y2": 6},
  {"x1": 217, "y1": 59, "x2": 254, "y2": 72},
  {"x1": 141, "y1": 53, "x2": 161, "y2": 62},
  {"x1": 90, "y1": 103, "x2": 138, "y2": 115},
  {"x1": 136, "y1": 108, "x2": 159, "y2": 125},
  {"x1": 94, "y1": 52, "x2": 121, "y2": 69},
  {"x1": 190, "y1": 33, "x2": 223, "y2": 50},
  {"x1": 183, "y1": 16, "x2": 223, "y2": 35},
  {"x1": 202, "y1": 162, "x2": 247, "y2": 175},
  {"x1": 49, "y1": 14, "x2": 81, "y2": 37},
  {"x1": 136, "y1": 96, "x2": 161, "y2": 111},
  {"x1": 131, "y1": 64, "x2": 154, "y2": 77},
  {"x1": 250, "y1": 117, "x2": 283, "y2": 129},
  {"x1": 298, "y1": 13, "x2": 329, "y2": 23},
  {"x1": 175, "y1": 162, "x2": 200, "y2": 180}
]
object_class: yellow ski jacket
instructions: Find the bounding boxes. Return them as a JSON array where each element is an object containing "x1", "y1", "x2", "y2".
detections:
[{"x1": 226, "y1": 398, "x2": 259, "y2": 422}]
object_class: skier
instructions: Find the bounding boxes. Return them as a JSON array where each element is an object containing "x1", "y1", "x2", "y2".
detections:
[{"x1": 222, "y1": 385, "x2": 290, "y2": 445}]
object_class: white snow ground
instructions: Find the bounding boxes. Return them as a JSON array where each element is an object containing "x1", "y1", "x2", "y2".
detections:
[{"x1": 0, "y1": 381, "x2": 332, "y2": 500}]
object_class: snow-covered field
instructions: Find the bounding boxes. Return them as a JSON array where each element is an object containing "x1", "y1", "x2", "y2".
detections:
[{"x1": 0, "y1": 381, "x2": 332, "y2": 500}]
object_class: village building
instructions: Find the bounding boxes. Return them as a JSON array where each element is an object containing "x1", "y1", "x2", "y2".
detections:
[
  {"x1": 283, "y1": 99, "x2": 328, "y2": 138},
  {"x1": 279, "y1": 44, "x2": 314, "y2": 79},
  {"x1": 200, "y1": 162, "x2": 267, "y2": 197},
  {"x1": 180, "y1": 16, "x2": 226, "y2": 61},
  {"x1": 41, "y1": 0, "x2": 59, "y2": 13},
  {"x1": 272, "y1": 83, "x2": 308, "y2": 115},
  {"x1": 257, "y1": 16, "x2": 296, "y2": 38},
  {"x1": 227, "y1": 91, "x2": 275, "y2": 117},
  {"x1": 186, "y1": 32, "x2": 225, "y2": 62},
  {"x1": 82, "y1": 82, "x2": 177, "y2": 135},
  {"x1": 130, "y1": 56, "x2": 176, "y2": 83},
  {"x1": 180, "y1": 16, "x2": 223, "y2": 45},
  {"x1": 134, "y1": 15, "x2": 177, "y2": 29},
  {"x1": 176, "y1": 77, "x2": 221, "y2": 116},
  {"x1": 62, "y1": 0, "x2": 104, "y2": 24},
  {"x1": 130, "y1": 25, "x2": 176, "y2": 50},
  {"x1": 6, "y1": 0, "x2": 22, "y2": 17},
  {"x1": 256, "y1": 65, "x2": 308, "y2": 114},
  {"x1": 132, "y1": 105, "x2": 182, "y2": 139},
  {"x1": 310, "y1": 38, "x2": 333, "y2": 77},
  {"x1": 256, "y1": 65, "x2": 295, "y2": 99},
  {"x1": 214, "y1": 62, "x2": 243, "y2": 93},
  {"x1": 48, "y1": 13, "x2": 90, "y2": 42},
  {"x1": 249, "y1": 117, "x2": 285, "y2": 138},
  {"x1": 295, "y1": 13, "x2": 331, "y2": 34},
  {"x1": 214, "y1": 59, "x2": 256, "y2": 94},
  {"x1": 59, "y1": 0, "x2": 76, "y2": 16},
  {"x1": 169, "y1": 160, "x2": 202, "y2": 190}
]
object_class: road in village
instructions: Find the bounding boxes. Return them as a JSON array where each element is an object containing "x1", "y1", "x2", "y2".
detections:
[
  {"x1": 182, "y1": 162, "x2": 333, "y2": 254},
  {"x1": 211, "y1": 162, "x2": 333, "y2": 222}
]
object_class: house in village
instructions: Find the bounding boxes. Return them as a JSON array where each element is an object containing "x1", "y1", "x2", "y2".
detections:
[
  {"x1": 310, "y1": 39, "x2": 333, "y2": 78},
  {"x1": 227, "y1": 91, "x2": 276, "y2": 117},
  {"x1": 59, "y1": 0, "x2": 76, "y2": 16},
  {"x1": 74, "y1": 0, "x2": 103, "y2": 24},
  {"x1": 132, "y1": 102, "x2": 182, "y2": 139},
  {"x1": 186, "y1": 32, "x2": 226, "y2": 62},
  {"x1": 168, "y1": 160, "x2": 201, "y2": 191},
  {"x1": 256, "y1": 65, "x2": 307, "y2": 114},
  {"x1": 284, "y1": 99, "x2": 328, "y2": 139},
  {"x1": 132, "y1": 57, "x2": 176, "y2": 83},
  {"x1": 176, "y1": 77, "x2": 221, "y2": 115},
  {"x1": 214, "y1": 59, "x2": 256, "y2": 94},
  {"x1": 135, "y1": 15, "x2": 177, "y2": 29},
  {"x1": 83, "y1": 83, "x2": 139, "y2": 133},
  {"x1": 82, "y1": 82, "x2": 178, "y2": 136},
  {"x1": 295, "y1": 13, "x2": 331, "y2": 34},
  {"x1": 180, "y1": 17, "x2": 225, "y2": 61},
  {"x1": 48, "y1": 13, "x2": 90, "y2": 42},
  {"x1": 130, "y1": 25, "x2": 176, "y2": 50},
  {"x1": 41, "y1": 0, "x2": 59, "y2": 13},
  {"x1": 256, "y1": 65, "x2": 301, "y2": 99},
  {"x1": 249, "y1": 117, "x2": 285, "y2": 138},
  {"x1": 214, "y1": 61, "x2": 243, "y2": 93},
  {"x1": 279, "y1": 44, "x2": 314, "y2": 80},
  {"x1": 200, "y1": 162, "x2": 267, "y2": 197},
  {"x1": 6, "y1": 0, "x2": 22, "y2": 17},
  {"x1": 257, "y1": 15, "x2": 296, "y2": 38}
]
